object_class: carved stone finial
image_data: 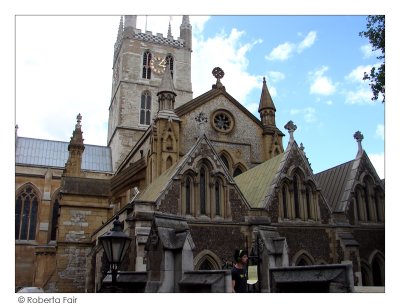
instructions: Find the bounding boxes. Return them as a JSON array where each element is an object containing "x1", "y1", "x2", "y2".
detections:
[
  {"x1": 284, "y1": 120, "x2": 297, "y2": 141},
  {"x1": 354, "y1": 130, "x2": 364, "y2": 157},
  {"x1": 76, "y1": 113, "x2": 82, "y2": 129},
  {"x1": 354, "y1": 130, "x2": 364, "y2": 142},
  {"x1": 212, "y1": 67, "x2": 225, "y2": 90},
  {"x1": 299, "y1": 143, "x2": 305, "y2": 152}
]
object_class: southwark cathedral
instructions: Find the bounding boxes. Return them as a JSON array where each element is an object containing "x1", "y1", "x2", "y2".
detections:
[{"x1": 15, "y1": 16, "x2": 384, "y2": 292}]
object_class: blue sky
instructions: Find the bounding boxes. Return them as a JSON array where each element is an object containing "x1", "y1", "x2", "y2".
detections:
[{"x1": 15, "y1": 15, "x2": 385, "y2": 178}]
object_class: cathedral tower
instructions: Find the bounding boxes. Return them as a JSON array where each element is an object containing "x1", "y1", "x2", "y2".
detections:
[
  {"x1": 258, "y1": 77, "x2": 284, "y2": 160},
  {"x1": 107, "y1": 15, "x2": 193, "y2": 171}
]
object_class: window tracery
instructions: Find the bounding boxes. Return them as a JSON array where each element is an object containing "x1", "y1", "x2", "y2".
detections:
[
  {"x1": 181, "y1": 161, "x2": 227, "y2": 220},
  {"x1": 354, "y1": 176, "x2": 384, "y2": 224},
  {"x1": 15, "y1": 184, "x2": 39, "y2": 241},
  {"x1": 279, "y1": 173, "x2": 319, "y2": 222}
]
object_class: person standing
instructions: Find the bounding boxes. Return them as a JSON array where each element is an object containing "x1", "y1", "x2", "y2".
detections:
[{"x1": 231, "y1": 249, "x2": 248, "y2": 293}]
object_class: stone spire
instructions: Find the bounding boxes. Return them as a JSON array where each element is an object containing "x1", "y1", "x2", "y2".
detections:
[
  {"x1": 180, "y1": 15, "x2": 192, "y2": 49},
  {"x1": 167, "y1": 18, "x2": 173, "y2": 39},
  {"x1": 118, "y1": 16, "x2": 123, "y2": 36},
  {"x1": 258, "y1": 77, "x2": 276, "y2": 111},
  {"x1": 64, "y1": 114, "x2": 85, "y2": 176},
  {"x1": 354, "y1": 130, "x2": 364, "y2": 158},
  {"x1": 113, "y1": 16, "x2": 124, "y2": 63},
  {"x1": 258, "y1": 77, "x2": 276, "y2": 126}
]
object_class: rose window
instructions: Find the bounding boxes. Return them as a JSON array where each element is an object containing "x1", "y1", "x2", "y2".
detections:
[{"x1": 212, "y1": 110, "x2": 234, "y2": 133}]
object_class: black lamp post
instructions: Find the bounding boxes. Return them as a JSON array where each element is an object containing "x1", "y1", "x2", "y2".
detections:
[{"x1": 99, "y1": 215, "x2": 132, "y2": 285}]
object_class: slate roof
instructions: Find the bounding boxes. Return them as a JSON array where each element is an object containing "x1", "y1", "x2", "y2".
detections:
[
  {"x1": 234, "y1": 152, "x2": 284, "y2": 209},
  {"x1": 15, "y1": 137, "x2": 113, "y2": 173},
  {"x1": 314, "y1": 160, "x2": 354, "y2": 212}
]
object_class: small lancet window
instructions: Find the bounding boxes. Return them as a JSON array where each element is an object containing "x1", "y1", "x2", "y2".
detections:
[
  {"x1": 282, "y1": 185, "x2": 288, "y2": 219},
  {"x1": 306, "y1": 188, "x2": 312, "y2": 219},
  {"x1": 142, "y1": 51, "x2": 152, "y2": 79},
  {"x1": 215, "y1": 180, "x2": 221, "y2": 216},
  {"x1": 200, "y1": 167, "x2": 206, "y2": 215},
  {"x1": 233, "y1": 167, "x2": 243, "y2": 177},
  {"x1": 293, "y1": 176, "x2": 301, "y2": 219},
  {"x1": 166, "y1": 55, "x2": 174, "y2": 78},
  {"x1": 185, "y1": 177, "x2": 191, "y2": 215},
  {"x1": 140, "y1": 91, "x2": 152, "y2": 125},
  {"x1": 220, "y1": 155, "x2": 229, "y2": 171},
  {"x1": 50, "y1": 198, "x2": 60, "y2": 241},
  {"x1": 364, "y1": 186, "x2": 371, "y2": 221}
]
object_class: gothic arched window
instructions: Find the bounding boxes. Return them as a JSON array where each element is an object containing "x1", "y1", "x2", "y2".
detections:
[
  {"x1": 50, "y1": 198, "x2": 60, "y2": 241},
  {"x1": 220, "y1": 155, "x2": 229, "y2": 171},
  {"x1": 200, "y1": 167, "x2": 206, "y2": 215},
  {"x1": 166, "y1": 55, "x2": 174, "y2": 78},
  {"x1": 293, "y1": 176, "x2": 301, "y2": 219},
  {"x1": 185, "y1": 177, "x2": 192, "y2": 215},
  {"x1": 233, "y1": 167, "x2": 243, "y2": 177},
  {"x1": 142, "y1": 51, "x2": 152, "y2": 79},
  {"x1": 364, "y1": 185, "x2": 371, "y2": 221},
  {"x1": 215, "y1": 180, "x2": 221, "y2": 216},
  {"x1": 282, "y1": 185, "x2": 288, "y2": 219},
  {"x1": 306, "y1": 187, "x2": 312, "y2": 220},
  {"x1": 15, "y1": 185, "x2": 39, "y2": 240},
  {"x1": 140, "y1": 91, "x2": 152, "y2": 125}
]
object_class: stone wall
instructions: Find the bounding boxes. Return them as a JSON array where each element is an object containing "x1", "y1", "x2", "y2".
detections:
[
  {"x1": 189, "y1": 224, "x2": 247, "y2": 267},
  {"x1": 180, "y1": 96, "x2": 264, "y2": 167},
  {"x1": 277, "y1": 226, "x2": 332, "y2": 264}
]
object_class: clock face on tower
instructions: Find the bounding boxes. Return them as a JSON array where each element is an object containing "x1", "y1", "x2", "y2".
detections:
[{"x1": 150, "y1": 56, "x2": 167, "y2": 74}]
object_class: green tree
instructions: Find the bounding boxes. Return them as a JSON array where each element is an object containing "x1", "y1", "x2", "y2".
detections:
[{"x1": 359, "y1": 15, "x2": 385, "y2": 103}]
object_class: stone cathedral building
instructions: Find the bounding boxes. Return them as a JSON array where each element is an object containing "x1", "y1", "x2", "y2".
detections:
[{"x1": 15, "y1": 16, "x2": 385, "y2": 292}]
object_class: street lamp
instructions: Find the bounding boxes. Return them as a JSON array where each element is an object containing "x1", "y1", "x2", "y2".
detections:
[{"x1": 99, "y1": 215, "x2": 132, "y2": 285}]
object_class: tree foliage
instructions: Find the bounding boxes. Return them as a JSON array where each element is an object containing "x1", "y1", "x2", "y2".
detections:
[{"x1": 359, "y1": 15, "x2": 385, "y2": 103}]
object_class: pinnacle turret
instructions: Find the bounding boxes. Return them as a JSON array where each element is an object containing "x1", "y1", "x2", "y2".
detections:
[
  {"x1": 180, "y1": 15, "x2": 192, "y2": 49},
  {"x1": 157, "y1": 66, "x2": 177, "y2": 112},
  {"x1": 258, "y1": 77, "x2": 275, "y2": 112}
]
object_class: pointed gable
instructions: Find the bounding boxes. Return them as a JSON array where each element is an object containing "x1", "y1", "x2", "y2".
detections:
[
  {"x1": 235, "y1": 137, "x2": 318, "y2": 210},
  {"x1": 135, "y1": 135, "x2": 247, "y2": 208},
  {"x1": 175, "y1": 86, "x2": 262, "y2": 128},
  {"x1": 315, "y1": 150, "x2": 383, "y2": 213}
]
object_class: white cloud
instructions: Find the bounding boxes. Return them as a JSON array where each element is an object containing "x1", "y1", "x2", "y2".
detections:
[
  {"x1": 360, "y1": 43, "x2": 381, "y2": 59},
  {"x1": 343, "y1": 64, "x2": 383, "y2": 105},
  {"x1": 345, "y1": 65, "x2": 372, "y2": 84},
  {"x1": 290, "y1": 107, "x2": 317, "y2": 123},
  {"x1": 369, "y1": 153, "x2": 385, "y2": 179},
  {"x1": 309, "y1": 66, "x2": 336, "y2": 96},
  {"x1": 265, "y1": 31, "x2": 317, "y2": 61},
  {"x1": 265, "y1": 42, "x2": 295, "y2": 61},
  {"x1": 344, "y1": 88, "x2": 375, "y2": 105},
  {"x1": 268, "y1": 71, "x2": 285, "y2": 82},
  {"x1": 297, "y1": 31, "x2": 317, "y2": 53},
  {"x1": 192, "y1": 25, "x2": 263, "y2": 106},
  {"x1": 375, "y1": 124, "x2": 384, "y2": 140}
]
